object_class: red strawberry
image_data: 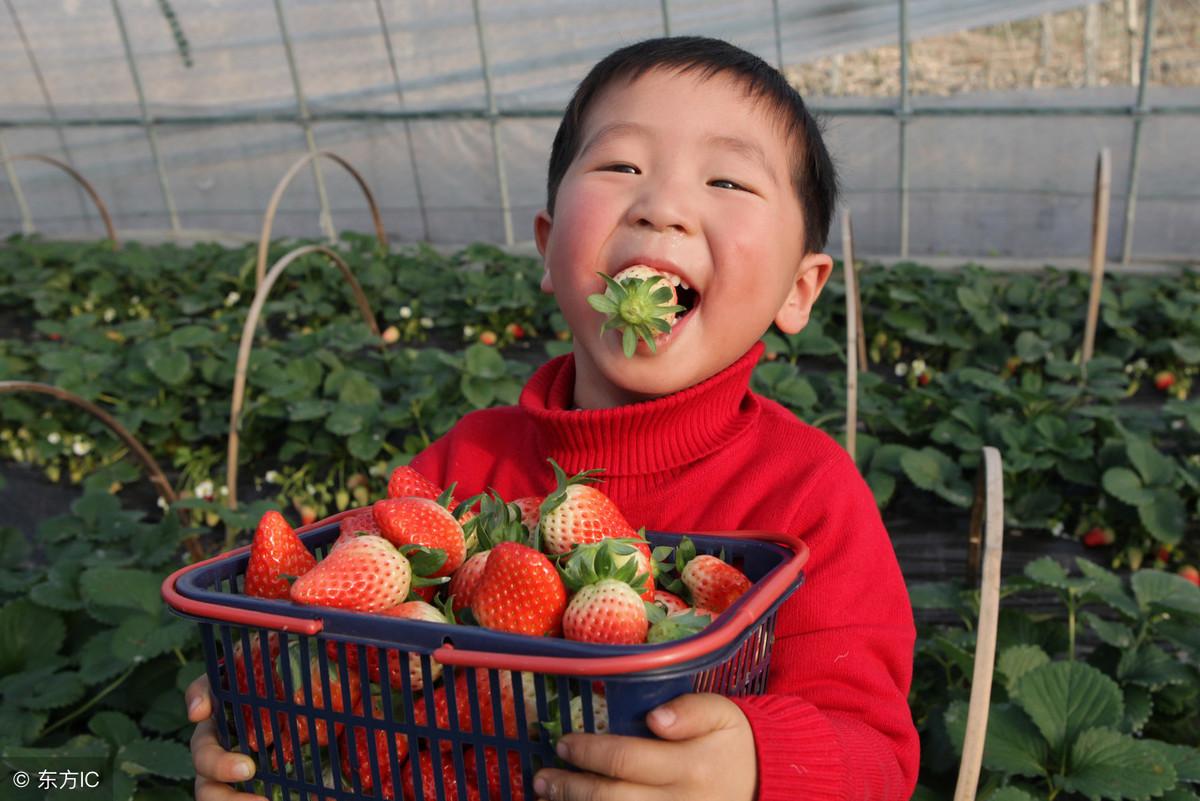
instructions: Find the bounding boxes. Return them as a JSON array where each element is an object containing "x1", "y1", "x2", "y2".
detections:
[
  {"x1": 387, "y1": 465, "x2": 442, "y2": 501},
  {"x1": 1082, "y1": 527, "x2": 1115, "y2": 547},
  {"x1": 1180, "y1": 566, "x2": 1200, "y2": 587},
  {"x1": 373, "y1": 497, "x2": 467, "y2": 577},
  {"x1": 244, "y1": 511, "x2": 316, "y2": 599},
  {"x1": 339, "y1": 701, "x2": 410, "y2": 800},
  {"x1": 401, "y1": 750, "x2": 481, "y2": 801},
  {"x1": 918, "y1": 371, "x2": 931, "y2": 386},
  {"x1": 449, "y1": 551, "x2": 490, "y2": 613},
  {"x1": 290, "y1": 535, "x2": 411, "y2": 613},
  {"x1": 413, "y1": 669, "x2": 539, "y2": 745},
  {"x1": 587, "y1": 265, "x2": 685, "y2": 357},
  {"x1": 538, "y1": 460, "x2": 637, "y2": 555},
  {"x1": 333, "y1": 508, "x2": 379, "y2": 551},
  {"x1": 229, "y1": 633, "x2": 281, "y2": 752},
  {"x1": 278, "y1": 641, "x2": 362, "y2": 759},
  {"x1": 653, "y1": 589, "x2": 689, "y2": 614},
  {"x1": 471, "y1": 542, "x2": 567, "y2": 636},
  {"x1": 326, "y1": 600, "x2": 450, "y2": 692},
  {"x1": 479, "y1": 748, "x2": 528, "y2": 801},
  {"x1": 478, "y1": 330, "x2": 498, "y2": 346},
  {"x1": 1154, "y1": 371, "x2": 1176, "y2": 391},
  {"x1": 678, "y1": 546, "x2": 751, "y2": 614},
  {"x1": 298, "y1": 505, "x2": 318, "y2": 527},
  {"x1": 505, "y1": 322, "x2": 526, "y2": 340},
  {"x1": 559, "y1": 539, "x2": 650, "y2": 644},
  {"x1": 512, "y1": 496, "x2": 542, "y2": 534},
  {"x1": 1156, "y1": 546, "x2": 1171, "y2": 564}
]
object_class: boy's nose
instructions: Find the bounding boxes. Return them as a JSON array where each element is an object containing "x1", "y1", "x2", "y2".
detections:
[{"x1": 626, "y1": 177, "x2": 695, "y2": 235}]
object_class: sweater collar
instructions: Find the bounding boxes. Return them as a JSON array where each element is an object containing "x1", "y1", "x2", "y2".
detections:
[{"x1": 518, "y1": 341, "x2": 764, "y2": 476}]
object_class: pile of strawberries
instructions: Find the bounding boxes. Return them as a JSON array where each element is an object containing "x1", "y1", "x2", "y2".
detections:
[
  {"x1": 245, "y1": 459, "x2": 752, "y2": 646},
  {"x1": 231, "y1": 460, "x2": 753, "y2": 798}
]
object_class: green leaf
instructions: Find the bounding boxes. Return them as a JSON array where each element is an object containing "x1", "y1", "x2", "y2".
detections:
[
  {"x1": 117, "y1": 738, "x2": 194, "y2": 780},
  {"x1": 78, "y1": 568, "x2": 163, "y2": 616},
  {"x1": 1131, "y1": 570, "x2": 1200, "y2": 616},
  {"x1": 335, "y1": 370, "x2": 381, "y2": 406},
  {"x1": 1121, "y1": 685, "x2": 1152, "y2": 735},
  {"x1": 89, "y1": 711, "x2": 141, "y2": 749},
  {"x1": 900, "y1": 448, "x2": 943, "y2": 490},
  {"x1": 1118, "y1": 644, "x2": 1194, "y2": 690},
  {"x1": 1082, "y1": 612, "x2": 1133, "y2": 648},
  {"x1": 1012, "y1": 661, "x2": 1123, "y2": 754},
  {"x1": 22, "y1": 671, "x2": 85, "y2": 710},
  {"x1": 990, "y1": 790, "x2": 1041, "y2": 801},
  {"x1": 998, "y1": 645, "x2": 1051, "y2": 693},
  {"x1": 1102, "y1": 467, "x2": 1154, "y2": 506},
  {"x1": 144, "y1": 342, "x2": 192, "y2": 386},
  {"x1": 1060, "y1": 727, "x2": 1176, "y2": 801},
  {"x1": 1126, "y1": 436, "x2": 1175, "y2": 487},
  {"x1": 945, "y1": 700, "x2": 1048, "y2": 778},
  {"x1": 1138, "y1": 489, "x2": 1186, "y2": 545},
  {"x1": 1153, "y1": 742, "x2": 1200, "y2": 784},
  {"x1": 110, "y1": 615, "x2": 194, "y2": 663},
  {"x1": 324, "y1": 406, "x2": 365, "y2": 436},
  {"x1": 908, "y1": 581, "x2": 966, "y2": 611},
  {"x1": 0, "y1": 599, "x2": 66, "y2": 674}
]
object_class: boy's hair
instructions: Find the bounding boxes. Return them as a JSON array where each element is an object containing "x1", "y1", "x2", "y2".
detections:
[{"x1": 546, "y1": 36, "x2": 838, "y2": 253}]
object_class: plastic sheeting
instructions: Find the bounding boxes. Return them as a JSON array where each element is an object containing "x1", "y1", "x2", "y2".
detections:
[{"x1": 2, "y1": 0, "x2": 1197, "y2": 259}]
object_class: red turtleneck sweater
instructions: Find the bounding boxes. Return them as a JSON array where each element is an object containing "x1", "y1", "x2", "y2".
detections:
[{"x1": 409, "y1": 342, "x2": 918, "y2": 800}]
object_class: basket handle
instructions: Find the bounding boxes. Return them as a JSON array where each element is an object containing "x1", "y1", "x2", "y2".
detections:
[{"x1": 433, "y1": 532, "x2": 809, "y2": 676}]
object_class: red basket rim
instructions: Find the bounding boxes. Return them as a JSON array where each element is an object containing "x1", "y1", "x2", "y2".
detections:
[{"x1": 161, "y1": 512, "x2": 808, "y2": 675}]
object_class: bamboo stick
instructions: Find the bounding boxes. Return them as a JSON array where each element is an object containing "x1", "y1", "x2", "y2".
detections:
[
  {"x1": 1082, "y1": 148, "x2": 1112, "y2": 365},
  {"x1": 842, "y1": 210, "x2": 859, "y2": 463}
]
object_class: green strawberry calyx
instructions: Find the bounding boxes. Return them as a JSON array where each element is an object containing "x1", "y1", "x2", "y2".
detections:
[
  {"x1": 586, "y1": 272, "x2": 684, "y2": 358},
  {"x1": 557, "y1": 538, "x2": 649, "y2": 595}
]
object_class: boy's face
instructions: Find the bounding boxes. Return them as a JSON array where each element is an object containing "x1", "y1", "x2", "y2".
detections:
[{"x1": 536, "y1": 67, "x2": 832, "y2": 409}]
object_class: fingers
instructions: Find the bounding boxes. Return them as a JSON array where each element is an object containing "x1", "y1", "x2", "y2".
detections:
[
  {"x1": 195, "y1": 775, "x2": 269, "y2": 801},
  {"x1": 645, "y1": 693, "x2": 743, "y2": 741},
  {"x1": 185, "y1": 674, "x2": 212, "y2": 723},
  {"x1": 553, "y1": 733, "x2": 675, "y2": 787},
  {"x1": 191, "y1": 716, "x2": 257, "y2": 786},
  {"x1": 533, "y1": 767, "x2": 663, "y2": 801}
]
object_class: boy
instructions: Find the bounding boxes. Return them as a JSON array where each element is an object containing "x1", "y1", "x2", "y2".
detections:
[{"x1": 186, "y1": 36, "x2": 917, "y2": 801}]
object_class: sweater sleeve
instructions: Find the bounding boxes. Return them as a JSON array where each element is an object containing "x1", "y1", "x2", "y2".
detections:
[{"x1": 729, "y1": 453, "x2": 918, "y2": 801}]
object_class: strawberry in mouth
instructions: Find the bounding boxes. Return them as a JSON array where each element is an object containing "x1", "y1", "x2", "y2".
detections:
[{"x1": 586, "y1": 265, "x2": 691, "y2": 358}]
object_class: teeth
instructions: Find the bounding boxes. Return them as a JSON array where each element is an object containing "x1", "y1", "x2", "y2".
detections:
[{"x1": 679, "y1": 280, "x2": 690, "y2": 290}]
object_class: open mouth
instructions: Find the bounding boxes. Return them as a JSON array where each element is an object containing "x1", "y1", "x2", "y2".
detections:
[{"x1": 675, "y1": 283, "x2": 699, "y2": 319}]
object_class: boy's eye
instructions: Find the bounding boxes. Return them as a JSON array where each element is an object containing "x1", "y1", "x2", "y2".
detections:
[
  {"x1": 709, "y1": 178, "x2": 746, "y2": 191},
  {"x1": 601, "y1": 164, "x2": 639, "y2": 174}
]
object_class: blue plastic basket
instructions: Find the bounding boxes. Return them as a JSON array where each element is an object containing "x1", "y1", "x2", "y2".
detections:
[{"x1": 163, "y1": 513, "x2": 807, "y2": 801}]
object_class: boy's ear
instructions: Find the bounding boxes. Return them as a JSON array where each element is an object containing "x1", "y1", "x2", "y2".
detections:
[
  {"x1": 534, "y1": 209, "x2": 554, "y2": 293},
  {"x1": 774, "y1": 252, "x2": 834, "y2": 335}
]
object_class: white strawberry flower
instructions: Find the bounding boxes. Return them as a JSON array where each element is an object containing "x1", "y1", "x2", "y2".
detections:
[
  {"x1": 195, "y1": 479, "x2": 214, "y2": 500},
  {"x1": 157, "y1": 496, "x2": 169, "y2": 511},
  {"x1": 894, "y1": 363, "x2": 909, "y2": 377},
  {"x1": 47, "y1": 432, "x2": 62, "y2": 445},
  {"x1": 463, "y1": 325, "x2": 477, "y2": 338},
  {"x1": 399, "y1": 306, "x2": 413, "y2": 319},
  {"x1": 265, "y1": 470, "x2": 281, "y2": 484},
  {"x1": 72, "y1": 439, "x2": 91, "y2": 456},
  {"x1": 103, "y1": 308, "x2": 116, "y2": 322},
  {"x1": 912, "y1": 359, "x2": 927, "y2": 375},
  {"x1": 419, "y1": 316, "x2": 434, "y2": 329},
  {"x1": 224, "y1": 291, "x2": 241, "y2": 307},
  {"x1": 1051, "y1": 521, "x2": 1065, "y2": 536}
]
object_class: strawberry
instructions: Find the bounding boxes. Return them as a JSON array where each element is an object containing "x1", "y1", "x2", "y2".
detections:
[
  {"x1": 452, "y1": 491, "x2": 537, "y2": 613},
  {"x1": 1180, "y1": 566, "x2": 1200, "y2": 587},
  {"x1": 401, "y1": 750, "x2": 481, "y2": 801},
  {"x1": 570, "y1": 693, "x2": 609, "y2": 735},
  {"x1": 559, "y1": 539, "x2": 650, "y2": 645},
  {"x1": 1154, "y1": 371, "x2": 1176, "y2": 391},
  {"x1": 1156, "y1": 546, "x2": 1171, "y2": 564},
  {"x1": 538, "y1": 460, "x2": 637, "y2": 555},
  {"x1": 387, "y1": 465, "x2": 442, "y2": 501},
  {"x1": 290, "y1": 535, "x2": 412, "y2": 613},
  {"x1": 512, "y1": 496, "x2": 542, "y2": 534},
  {"x1": 333, "y1": 508, "x2": 379, "y2": 551},
  {"x1": 586, "y1": 265, "x2": 685, "y2": 357},
  {"x1": 326, "y1": 600, "x2": 451, "y2": 692},
  {"x1": 413, "y1": 669, "x2": 540, "y2": 745},
  {"x1": 479, "y1": 330, "x2": 498, "y2": 346},
  {"x1": 278, "y1": 640, "x2": 362, "y2": 759},
  {"x1": 373, "y1": 497, "x2": 467, "y2": 577},
  {"x1": 448, "y1": 551, "x2": 490, "y2": 613},
  {"x1": 505, "y1": 322, "x2": 526, "y2": 340},
  {"x1": 479, "y1": 747, "x2": 528, "y2": 801},
  {"x1": 244, "y1": 510, "x2": 316, "y2": 599},
  {"x1": 471, "y1": 542, "x2": 567, "y2": 636},
  {"x1": 229, "y1": 633, "x2": 281, "y2": 752},
  {"x1": 653, "y1": 589, "x2": 689, "y2": 614},
  {"x1": 381, "y1": 325, "x2": 400, "y2": 344},
  {"x1": 1082, "y1": 527, "x2": 1115, "y2": 547},
  {"x1": 339, "y1": 701, "x2": 410, "y2": 800},
  {"x1": 673, "y1": 538, "x2": 751, "y2": 614}
]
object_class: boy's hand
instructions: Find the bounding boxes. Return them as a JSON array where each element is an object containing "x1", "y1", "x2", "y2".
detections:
[
  {"x1": 533, "y1": 693, "x2": 756, "y2": 801},
  {"x1": 185, "y1": 675, "x2": 267, "y2": 801}
]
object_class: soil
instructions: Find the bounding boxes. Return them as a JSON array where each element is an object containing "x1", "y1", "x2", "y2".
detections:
[{"x1": 788, "y1": 0, "x2": 1199, "y2": 97}]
